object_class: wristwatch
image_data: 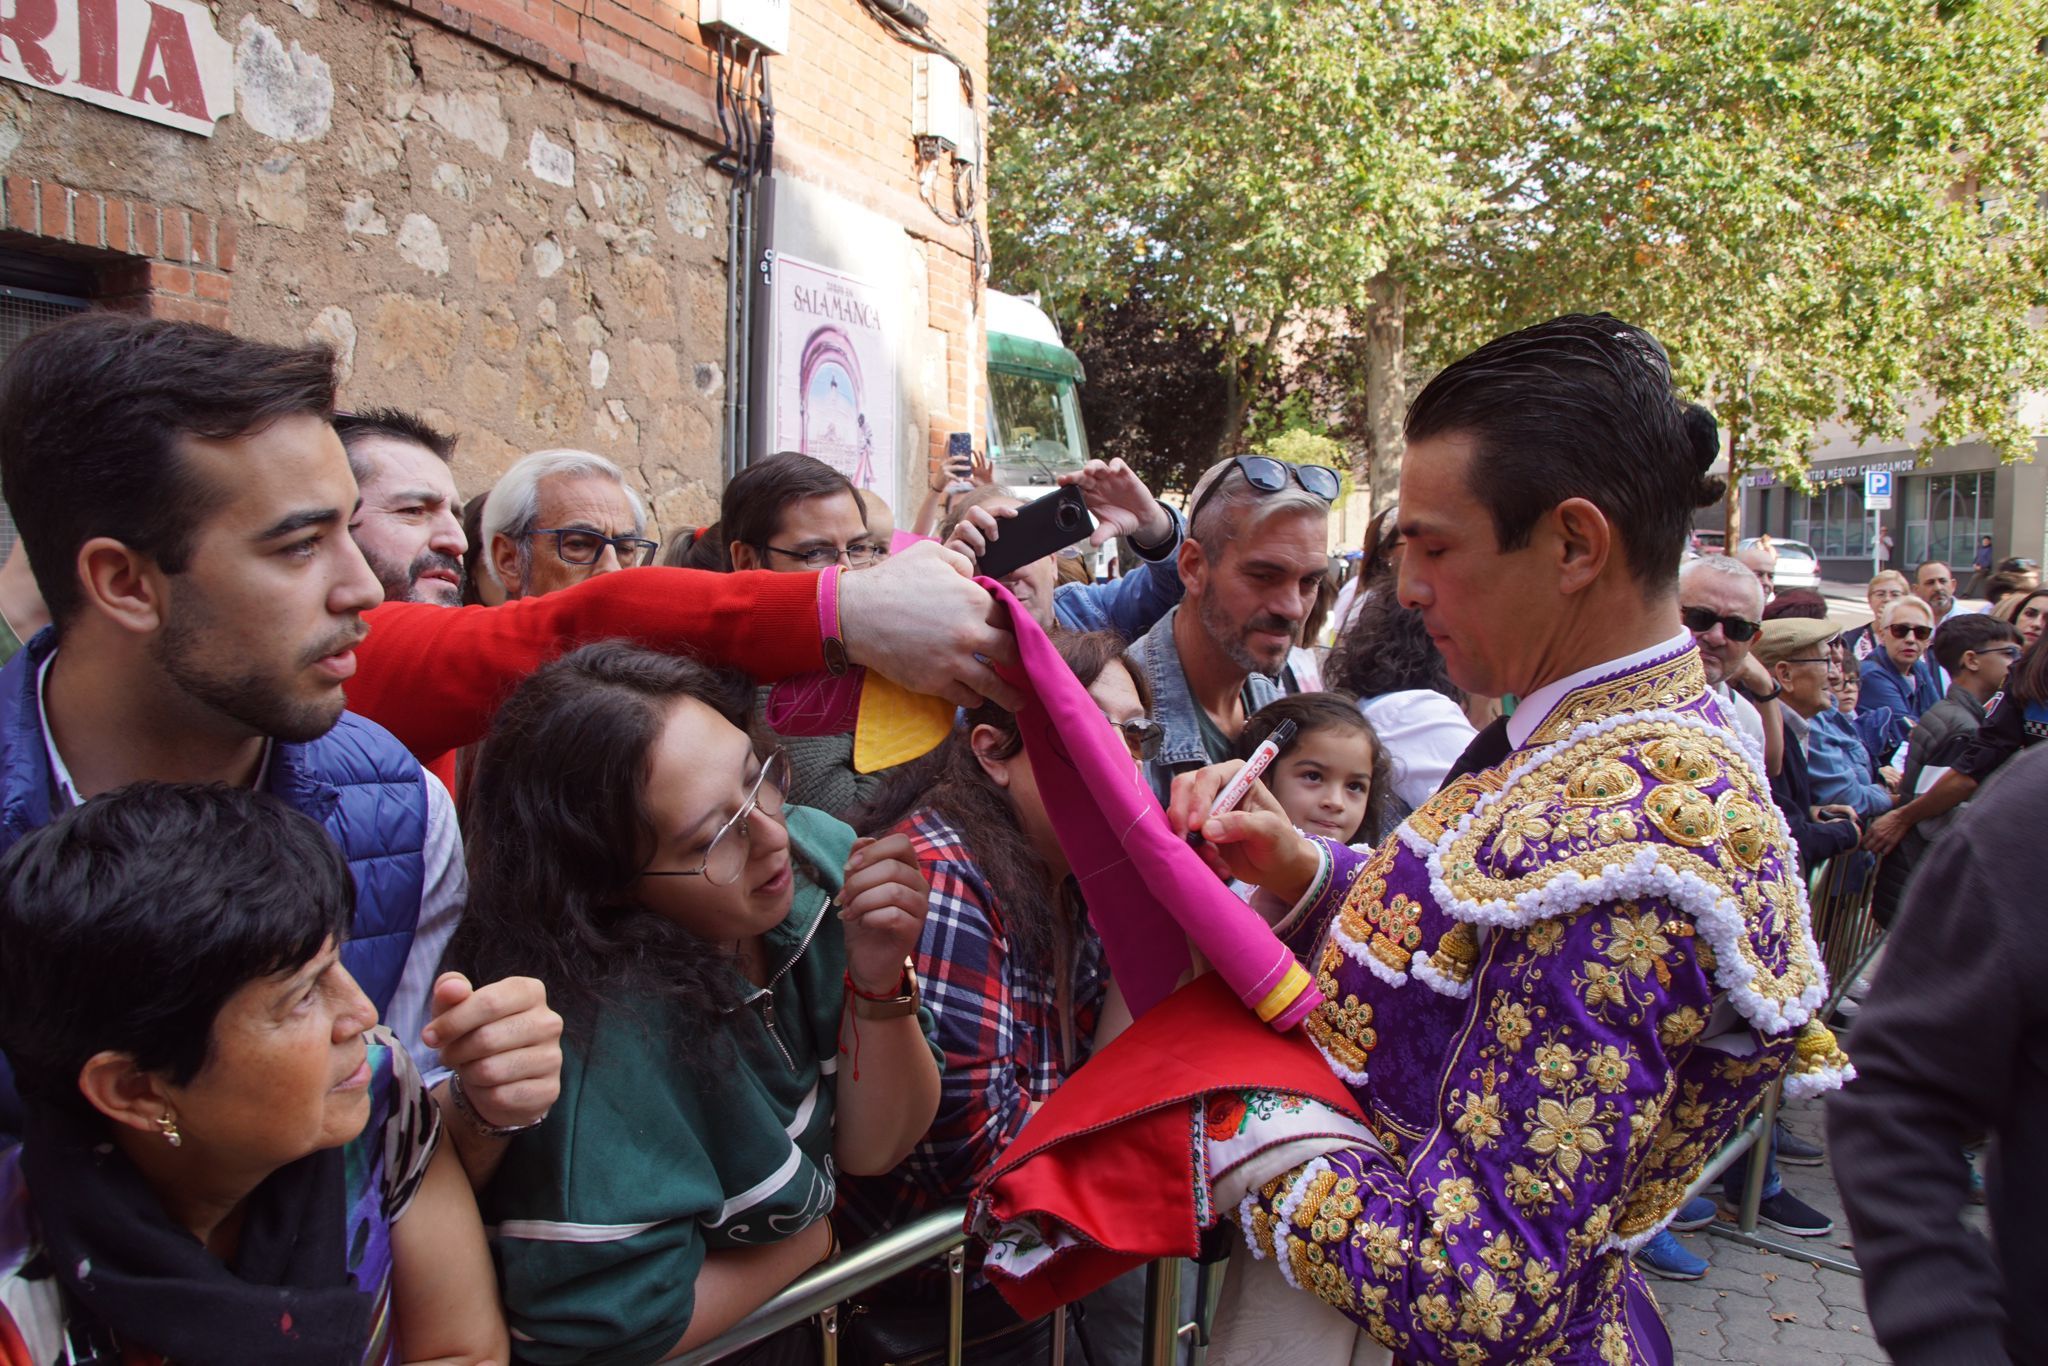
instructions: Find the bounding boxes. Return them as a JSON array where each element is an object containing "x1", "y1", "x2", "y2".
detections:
[
  {"x1": 848, "y1": 959, "x2": 922, "y2": 1020},
  {"x1": 448, "y1": 1069, "x2": 548, "y2": 1139}
]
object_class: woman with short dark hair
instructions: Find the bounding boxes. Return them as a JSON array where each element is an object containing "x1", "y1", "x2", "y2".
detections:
[
  {"x1": 452, "y1": 642, "x2": 938, "y2": 1364},
  {"x1": 0, "y1": 783, "x2": 504, "y2": 1365}
]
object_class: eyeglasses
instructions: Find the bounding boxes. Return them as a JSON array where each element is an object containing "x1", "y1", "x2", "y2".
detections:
[
  {"x1": 526, "y1": 528, "x2": 659, "y2": 567},
  {"x1": 1680, "y1": 605, "x2": 1762, "y2": 642},
  {"x1": 759, "y1": 542, "x2": 884, "y2": 570},
  {"x1": 1188, "y1": 455, "x2": 1342, "y2": 526},
  {"x1": 1981, "y1": 645, "x2": 2024, "y2": 659},
  {"x1": 639, "y1": 749, "x2": 792, "y2": 887},
  {"x1": 1106, "y1": 715, "x2": 1164, "y2": 761},
  {"x1": 1782, "y1": 656, "x2": 1833, "y2": 665},
  {"x1": 1887, "y1": 623, "x2": 1933, "y2": 642}
]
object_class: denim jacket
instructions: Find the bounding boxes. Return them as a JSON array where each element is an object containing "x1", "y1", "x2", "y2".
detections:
[
  {"x1": 1129, "y1": 605, "x2": 1282, "y2": 803},
  {"x1": 1051, "y1": 505, "x2": 1185, "y2": 641},
  {"x1": 1805, "y1": 705, "x2": 1894, "y2": 821}
]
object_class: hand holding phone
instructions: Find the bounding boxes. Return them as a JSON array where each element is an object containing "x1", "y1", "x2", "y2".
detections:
[{"x1": 971, "y1": 484, "x2": 1094, "y2": 581}]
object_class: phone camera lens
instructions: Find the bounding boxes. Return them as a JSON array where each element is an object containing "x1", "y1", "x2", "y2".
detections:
[{"x1": 1056, "y1": 503, "x2": 1081, "y2": 530}]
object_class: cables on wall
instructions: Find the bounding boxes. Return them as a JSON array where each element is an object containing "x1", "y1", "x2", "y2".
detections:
[{"x1": 709, "y1": 33, "x2": 773, "y2": 478}]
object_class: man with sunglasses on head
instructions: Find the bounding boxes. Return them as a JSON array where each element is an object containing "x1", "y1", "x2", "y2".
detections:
[
  {"x1": 1860, "y1": 595, "x2": 1944, "y2": 752},
  {"x1": 1128, "y1": 453, "x2": 1337, "y2": 801}
]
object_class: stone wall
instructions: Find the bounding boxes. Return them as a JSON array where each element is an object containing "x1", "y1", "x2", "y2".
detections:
[{"x1": 0, "y1": 0, "x2": 989, "y2": 537}]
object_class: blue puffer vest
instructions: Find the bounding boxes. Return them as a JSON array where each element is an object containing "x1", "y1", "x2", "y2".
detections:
[{"x1": 0, "y1": 629, "x2": 428, "y2": 1132}]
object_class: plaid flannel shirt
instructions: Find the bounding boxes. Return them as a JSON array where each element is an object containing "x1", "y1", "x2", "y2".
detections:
[{"x1": 837, "y1": 808, "x2": 1108, "y2": 1259}]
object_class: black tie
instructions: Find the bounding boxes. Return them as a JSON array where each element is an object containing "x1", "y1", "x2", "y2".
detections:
[{"x1": 1439, "y1": 715, "x2": 1512, "y2": 790}]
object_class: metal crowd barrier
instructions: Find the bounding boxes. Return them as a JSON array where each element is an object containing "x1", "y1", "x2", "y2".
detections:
[
  {"x1": 1701, "y1": 850, "x2": 1887, "y2": 1277},
  {"x1": 678, "y1": 1208, "x2": 1190, "y2": 1366}
]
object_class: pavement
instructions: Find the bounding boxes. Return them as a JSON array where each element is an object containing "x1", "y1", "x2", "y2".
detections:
[
  {"x1": 1650, "y1": 976, "x2": 1992, "y2": 1363},
  {"x1": 1653, "y1": 1094, "x2": 1888, "y2": 1364}
]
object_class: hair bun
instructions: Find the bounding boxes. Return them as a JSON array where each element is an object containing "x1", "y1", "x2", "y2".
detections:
[{"x1": 1681, "y1": 403, "x2": 1725, "y2": 508}]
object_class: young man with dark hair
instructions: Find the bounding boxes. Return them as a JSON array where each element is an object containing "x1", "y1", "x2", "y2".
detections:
[
  {"x1": 337, "y1": 408, "x2": 467, "y2": 608},
  {"x1": 0, "y1": 313, "x2": 561, "y2": 1183},
  {"x1": 1171, "y1": 315, "x2": 1842, "y2": 1361}
]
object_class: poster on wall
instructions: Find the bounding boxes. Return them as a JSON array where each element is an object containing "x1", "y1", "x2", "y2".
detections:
[{"x1": 768, "y1": 253, "x2": 897, "y2": 493}]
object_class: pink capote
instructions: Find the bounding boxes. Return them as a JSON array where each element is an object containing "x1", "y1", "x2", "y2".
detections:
[{"x1": 983, "y1": 580, "x2": 1320, "y2": 1029}]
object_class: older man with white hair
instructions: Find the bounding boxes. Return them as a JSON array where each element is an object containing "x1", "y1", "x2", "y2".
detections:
[
  {"x1": 1681, "y1": 553, "x2": 1783, "y2": 775},
  {"x1": 485, "y1": 449, "x2": 656, "y2": 600}
]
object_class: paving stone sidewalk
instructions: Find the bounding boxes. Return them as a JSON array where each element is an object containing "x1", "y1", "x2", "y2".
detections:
[
  {"x1": 1653, "y1": 1095, "x2": 1886, "y2": 1364},
  {"x1": 1652, "y1": 1085, "x2": 1991, "y2": 1364}
]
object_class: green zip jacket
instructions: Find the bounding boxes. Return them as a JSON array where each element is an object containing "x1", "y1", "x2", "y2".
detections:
[{"x1": 482, "y1": 806, "x2": 930, "y2": 1365}]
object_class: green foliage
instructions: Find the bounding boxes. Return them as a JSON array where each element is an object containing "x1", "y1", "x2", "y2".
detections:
[
  {"x1": 991, "y1": 0, "x2": 2048, "y2": 524},
  {"x1": 1250, "y1": 426, "x2": 1355, "y2": 500}
]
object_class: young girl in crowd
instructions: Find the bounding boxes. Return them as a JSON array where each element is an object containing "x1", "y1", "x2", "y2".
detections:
[
  {"x1": 1234, "y1": 691, "x2": 1393, "y2": 850},
  {"x1": 451, "y1": 643, "x2": 940, "y2": 1366},
  {"x1": 835, "y1": 631, "x2": 1152, "y2": 1361}
]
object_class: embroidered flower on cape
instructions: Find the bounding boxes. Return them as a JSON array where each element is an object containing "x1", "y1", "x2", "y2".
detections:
[{"x1": 1529, "y1": 1095, "x2": 1608, "y2": 1176}]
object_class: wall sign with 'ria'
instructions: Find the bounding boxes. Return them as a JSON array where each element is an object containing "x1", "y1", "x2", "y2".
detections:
[{"x1": 0, "y1": 0, "x2": 233, "y2": 136}]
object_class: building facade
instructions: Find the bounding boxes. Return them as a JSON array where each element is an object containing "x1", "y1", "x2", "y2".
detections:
[
  {"x1": 1741, "y1": 438, "x2": 2047, "y2": 586},
  {"x1": 0, "y1": 0, "x2": 987, "y2": 554}
]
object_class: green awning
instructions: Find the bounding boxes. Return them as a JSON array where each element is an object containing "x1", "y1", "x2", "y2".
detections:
[{"x1": 988, "y1": 331, "x2": 1085, "y2": 384}]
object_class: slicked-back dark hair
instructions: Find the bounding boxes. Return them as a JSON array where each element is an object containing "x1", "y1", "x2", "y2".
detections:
[
  {"x1": 449, "y1": 642, "x2": 760, "y2": 1041},
  {"x1": 334, "y1": 406, "x2": 458, "y2": 483},
  {"x1": 1932, "y1": 612, "x2": 2020, "y2": 675},
  {"x1": 0, "y1": 783, "x2": 354, "y2": 1107},
  {"x1": 0, "y1": 312, "x2": 337, "y2": 625},
  {"x1": 1405, "y1": 313, "x2": 1724, "y2": 588}
]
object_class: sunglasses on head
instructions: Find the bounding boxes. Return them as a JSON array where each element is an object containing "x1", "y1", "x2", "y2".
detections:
[
  {"x1": 1887, "y1": 623, "x2": 1933, "y2": 642},
  {"x1": 1189, "y1": 455, "x2": 1342, "y2": 525},
  {"x1": 1680, "y1": 605, "x2": 1761, "y2": 642}
]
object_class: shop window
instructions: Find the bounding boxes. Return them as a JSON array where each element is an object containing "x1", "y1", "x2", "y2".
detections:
[
  {"x1": 1902, "y1": 471, "x2": 1996, "y2": 568},
  {"x1": 1790, "y1": 482, "x2": 1871, "y2": 559}
]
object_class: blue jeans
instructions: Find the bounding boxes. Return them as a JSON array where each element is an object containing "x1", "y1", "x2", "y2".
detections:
[{"x1": 1722, "y1": 1128, "x2": 1783, "y2": 1204}]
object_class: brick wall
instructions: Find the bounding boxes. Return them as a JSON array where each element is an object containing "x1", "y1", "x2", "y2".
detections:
[{"x1": 0, "y1": 0, "x2": 987, "y2": 530}]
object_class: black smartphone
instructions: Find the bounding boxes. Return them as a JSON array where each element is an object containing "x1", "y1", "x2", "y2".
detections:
[{"x1": 975, "y1": 484, "x2": 1093, "y2": 581}]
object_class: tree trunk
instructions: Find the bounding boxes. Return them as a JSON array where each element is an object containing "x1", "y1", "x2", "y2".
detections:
[
  {"x1": 1362, "y1": 272, "x2": 1407, "y2": 519},
  {"x1": 1723, "y1": 446, "x2": 1744, "y2": 546}
]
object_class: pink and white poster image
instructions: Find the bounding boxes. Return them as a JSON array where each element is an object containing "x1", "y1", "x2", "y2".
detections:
[{"x1": 769, "y1": 254, "x2": 898, "y2": 492}]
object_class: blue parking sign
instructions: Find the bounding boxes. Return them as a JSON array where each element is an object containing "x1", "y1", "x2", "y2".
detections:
[{"x1": 1864, "y1": 470, "x2": 1893, "y2": 508}]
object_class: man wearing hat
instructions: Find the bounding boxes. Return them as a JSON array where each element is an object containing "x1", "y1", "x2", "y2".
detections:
[
  {"x1": 1762, "y1": 615, "x2": 1898, "y2": 824},
  {"x1": 1128, "y1": 453, "x2": 1338, "y2": 801},
  {"x1": 1170, "y1": 317, "x2": 1844, "y2": 1363},
  {"x1": 1752, "y1": 617, "x2": 1865, "y2": 874}
]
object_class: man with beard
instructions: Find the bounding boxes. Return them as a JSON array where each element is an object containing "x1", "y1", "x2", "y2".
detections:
[
  {"x1": 1914, "y1": 558, "x2": 1962, "y2": 623},
  {"x1": 0, "y1": 314, "x2": 562, "y2": 1184},
  {"x1": 338, "y1": 408, "x2": 467, "y2": 606},
  {"x1": 1128, "y1": 454, "x2": 1336, "y2": 800}
]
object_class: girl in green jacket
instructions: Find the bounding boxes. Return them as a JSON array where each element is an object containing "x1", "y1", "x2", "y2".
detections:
[{"x1": 451, "y1": 642, "x2": 940, "y2": 1365}]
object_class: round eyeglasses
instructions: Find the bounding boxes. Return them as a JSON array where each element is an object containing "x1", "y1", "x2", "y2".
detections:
[{"x1": 639, "y1": 749, "x2": 792, "y2": 887}]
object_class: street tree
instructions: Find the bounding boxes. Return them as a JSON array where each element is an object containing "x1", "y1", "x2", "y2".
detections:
[{"x1": 991, "y1": 0, "x2": 2048, "y2": 528}]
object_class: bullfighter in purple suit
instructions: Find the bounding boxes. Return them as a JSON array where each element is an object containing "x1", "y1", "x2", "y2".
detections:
[{"x1": 1173, "y1": 316, "x2": 1849, "y2": 1363}]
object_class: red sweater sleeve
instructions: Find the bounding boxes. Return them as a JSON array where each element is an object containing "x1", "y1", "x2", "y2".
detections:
[{"x1": 348, "y1": 567, "x2": 823, "y2": 763}]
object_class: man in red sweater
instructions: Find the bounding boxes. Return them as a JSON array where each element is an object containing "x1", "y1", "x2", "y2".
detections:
[{"x1": 349, "y1": 539, "x2": 1019, "y2": 782}]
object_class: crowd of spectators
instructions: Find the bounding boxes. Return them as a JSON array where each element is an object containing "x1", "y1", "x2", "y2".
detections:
[{"x1": 0, "y1": 307, "x2": 2034, "y2": 1364}]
